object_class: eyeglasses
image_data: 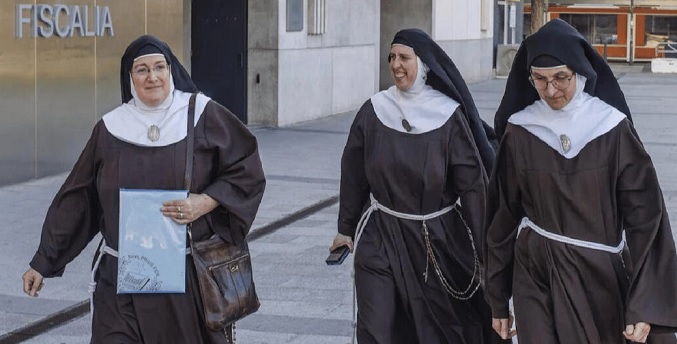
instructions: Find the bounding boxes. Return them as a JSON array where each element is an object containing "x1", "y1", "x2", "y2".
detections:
[
  {"x1": 130, "y1": 63, "x2": 169, "y2": 78},
  {"x1": 529, "y1": 72, "x2": 575, "y2": 91}
]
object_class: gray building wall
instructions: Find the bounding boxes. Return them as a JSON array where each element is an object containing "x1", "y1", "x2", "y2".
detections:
[
  {"x1": 438, "y1": 38, "x2": 494, "y2": 83},
  {"x1": 248, "y1": 0, "x2": 380, "y2": 127},
  {"x1": 248, "y1": 0, "x2": 281, "y2": 126},
  {"x1": 380, "y1": 0, "x2": 433, "y2": 90},
  {"x1": 379, "y1": 0, "x2": 494, "y2": 88}
]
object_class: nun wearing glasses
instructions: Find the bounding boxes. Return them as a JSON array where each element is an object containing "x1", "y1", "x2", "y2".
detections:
[
  {"x1": 485, "y1": 19, "x2": 677, "y2": 343},
  {"x1": 22, "y1": 35, "x2": 265, "y2": 343}
]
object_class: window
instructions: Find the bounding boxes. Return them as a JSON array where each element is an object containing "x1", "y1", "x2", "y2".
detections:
[
  {"x1": 286, "y1": 0, "x2": 303, "y2": 32},
  {"x1": 524, "y1": 13, "x2": 532, "y2": 37},
  {"x1": 559, "y1": 14, "x2": 618, "y2": 44},
  {"x1": 645, "y1": 15, "x2": 677, "y2": 43},
  {"x1": 308, "y1": 0, "x2": 326, "y2": 35}
]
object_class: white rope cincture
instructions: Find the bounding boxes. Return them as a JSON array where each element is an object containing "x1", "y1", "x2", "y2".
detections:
[
  {"x1": 518, "y1": 217, "x2": 624, "y2": 254},
  {"x1": 88, "y1": 240, "x2": 191, "y2": 319},
  {"x1": 349, "y1": 194, "x2": 482, "y2": 344},
  {"x1": 89, "y1": 240, "x2": 119, "y2": 317}
]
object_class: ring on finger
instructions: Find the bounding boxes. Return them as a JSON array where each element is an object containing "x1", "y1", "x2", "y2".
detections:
[
  {"x1": 179, "y1": 212, "x2": 183, "y2": 219},
  {"x1": 178, "y1": 206, "x2": 181, "y2": 212}
]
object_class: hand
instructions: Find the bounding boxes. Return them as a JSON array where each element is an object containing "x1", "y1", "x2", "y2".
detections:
[
  {"x1": 623, "y1": 322, "x2": 650, "y2": 343},
  {"x1": 492, "y1": 314, "x2": 517, "y2": 340},
  {"x1": 162, "y1": 193, "x2": 218, "y2": 224},
  {"x1": 330, "y1": 233, "x2": 354, "y2": 253},
  {"x1": 22, "y1": 268, "x2": 45, "y2": 297}
]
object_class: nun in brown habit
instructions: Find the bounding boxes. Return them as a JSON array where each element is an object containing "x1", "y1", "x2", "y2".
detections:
[
  {"x1": 21, "y1": 35, "x2": 265, "y2": 343},
  {"x1": 330, "y1": 28, "x2": 507, "y2": 344},
  {"x1": 486, "y1": 19, "x2": 677, "y2": 343}
]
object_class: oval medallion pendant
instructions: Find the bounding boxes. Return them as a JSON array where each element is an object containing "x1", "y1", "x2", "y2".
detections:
[
  {"x1": 148, "y1": 125, "x2": 161, "y2": 142},
  {"x1": 401, "y1": 118, "x2": 412, "y2": 132},
  {"x1": 560, "y1": 134, "x2": 571, "y2": 153}
]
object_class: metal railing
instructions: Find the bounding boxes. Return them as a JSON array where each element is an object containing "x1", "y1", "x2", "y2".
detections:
[{"x1": 656, "y1": 41, "x2": 677, "y2": 58}]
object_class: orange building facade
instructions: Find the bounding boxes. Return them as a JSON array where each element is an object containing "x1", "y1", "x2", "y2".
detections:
[{"x1": 525, "y1": 1, "x2": 677, "y2": 62}]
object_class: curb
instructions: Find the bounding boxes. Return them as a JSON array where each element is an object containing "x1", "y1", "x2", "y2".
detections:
[{"x1": 0, "y1": 301, "x2": 89, "y2": 344}]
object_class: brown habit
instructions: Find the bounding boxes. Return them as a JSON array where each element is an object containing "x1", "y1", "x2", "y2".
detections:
[
  {"x1": 485, "y1": 121, "x2": 677, "y2": 343},
  {"x1": 29, "y1": 101, "x2": 265, "y2": 343},
  {"x1": 339, "y1": 101, "x2": 508, "y2": 344}
]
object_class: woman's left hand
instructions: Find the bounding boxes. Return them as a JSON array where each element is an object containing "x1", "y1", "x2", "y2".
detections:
[
  {"x1": 623, "y1": 322, "x2": 650, "y2": 343},
  {"x1": 162, "y1": 193, "x2": 218, "y2": 224}
]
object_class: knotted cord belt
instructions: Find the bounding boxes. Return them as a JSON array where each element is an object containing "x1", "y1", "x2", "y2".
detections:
[
  {"x1": 350, "y1": 194, "x2": 482, "y2": 344},
  {"x1": 518, "y1": 217, "x2": 624, "y2": 254},
  {"x1": 88, "y1": 240, "x2": 191, "y2": 317}
]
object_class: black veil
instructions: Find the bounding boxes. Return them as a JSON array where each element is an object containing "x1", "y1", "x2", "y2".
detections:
[
  {"x1": 120, "y1": 35, "x2": 198, "y2": 104},
  {"x1": 494, "y1": 19, "x2": 631, "y2": 138},
  {"x1": 392, "y1": 29, "x2": 497, "y2": 173}
]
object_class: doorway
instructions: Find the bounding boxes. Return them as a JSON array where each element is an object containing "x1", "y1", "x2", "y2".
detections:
[{"x1": 191, "y1": 0, "x2": 248, "y2": 122}]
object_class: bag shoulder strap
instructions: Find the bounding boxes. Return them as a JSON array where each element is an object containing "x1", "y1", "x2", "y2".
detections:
[{"x1": 184, "y1": 93, "x2": 198, "y2": 191}]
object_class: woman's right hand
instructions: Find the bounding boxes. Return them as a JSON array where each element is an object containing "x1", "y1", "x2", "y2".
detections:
[
  {"x1": 22, "y1": 268, "x2": 44, "y2": 297},
  {"x1": 492, "y1": 315, "x2": 517, "y2": 340},
  {"x1": 623, "y1": 322, "x2": 651, "y2": 343},
  {"x1": 330, "y1": 233, "x2": 354, "y2": 253}
]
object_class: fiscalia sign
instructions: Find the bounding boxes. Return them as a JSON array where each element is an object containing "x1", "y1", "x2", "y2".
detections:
[{"x1": 15, "y1": 4, "x2": 114, "y2": 38}]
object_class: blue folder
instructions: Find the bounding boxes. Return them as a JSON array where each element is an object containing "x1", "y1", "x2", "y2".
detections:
[{"x1": 118, "y1": 189, "x2": 188, "y2": 293}]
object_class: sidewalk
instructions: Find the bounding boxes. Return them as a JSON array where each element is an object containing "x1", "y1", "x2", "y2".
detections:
[{"x1": 1, "y1": 64, "x2": 677, "y2": 343}]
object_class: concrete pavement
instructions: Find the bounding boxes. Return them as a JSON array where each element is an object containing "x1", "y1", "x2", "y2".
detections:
[{"x1": 1, "y1": 63, "x2": 677, "y2": 343}]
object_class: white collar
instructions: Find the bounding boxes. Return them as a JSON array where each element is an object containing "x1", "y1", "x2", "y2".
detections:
[
  {"x1": 508, "y1": 74, "x2": 626, "y2": 158},
  {"x1": 371, "y1": 57, "x2": 459, "y2": 134},
  {"x1": 102, "y1": 90, "x2": 211, "y2": 147}
]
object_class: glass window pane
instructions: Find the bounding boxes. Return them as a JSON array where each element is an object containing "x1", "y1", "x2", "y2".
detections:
[
  {"x1": 645, "y1": 15, "x2": 677, "y2": 42},
  {"x1": 524, "y1": 14, "x2": 532, "y2": 37},
  {"x1": 559, "y1": 14, "x2": 618, "y2": 44}
]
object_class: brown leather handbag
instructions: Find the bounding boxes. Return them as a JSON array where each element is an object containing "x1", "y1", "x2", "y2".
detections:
[
  {"x1": 188, "y1": 233, "x2": 260, "y2": 330},
  {"x1": 184, "y1": 94, "x2": 260, "y2": 332}
]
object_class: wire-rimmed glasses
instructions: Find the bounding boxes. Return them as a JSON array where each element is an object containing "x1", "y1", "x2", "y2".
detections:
[
  {"x1": 130, "y1": 63, "x2": 170, "y2": 78},
  {"x1": 529, "y1": 72, "x2": 576, "y2": 90}
]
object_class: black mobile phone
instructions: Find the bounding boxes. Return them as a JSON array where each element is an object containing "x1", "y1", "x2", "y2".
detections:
[{"x1": 325, "y1": 245, "x2": 350, "y2": 265}]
